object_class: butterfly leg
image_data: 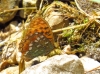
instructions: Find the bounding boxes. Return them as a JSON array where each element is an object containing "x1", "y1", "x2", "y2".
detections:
[{"x1": 19, "y1": 58, "x2": 25, "y2": 74}]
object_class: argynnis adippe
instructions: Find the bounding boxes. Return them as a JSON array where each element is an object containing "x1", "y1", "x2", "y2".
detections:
[{"x1": 19, "y1": 17, "x2": 55, "y2": 61}]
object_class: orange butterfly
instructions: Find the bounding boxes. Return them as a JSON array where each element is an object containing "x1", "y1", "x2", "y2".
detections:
[
  {"x1": 19, "y1": 16, "x2": 55, "y2": 73},
  {"x1": 19, "y1": 17, "x2": 54, "y2": 61}
]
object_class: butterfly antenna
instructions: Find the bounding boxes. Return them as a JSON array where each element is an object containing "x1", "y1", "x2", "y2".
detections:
[{"x1": 36, "y1": 0, "x2": 44, "y2": 16}]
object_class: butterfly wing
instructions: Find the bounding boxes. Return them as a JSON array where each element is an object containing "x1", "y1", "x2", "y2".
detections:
[{"x1": 19, "y1": 17, "x2": 54, "y2": 61}]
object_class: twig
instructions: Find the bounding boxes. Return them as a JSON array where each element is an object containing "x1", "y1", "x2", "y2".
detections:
[
  {"x1": 0, "y1": 7, "x2": 36, "y2": 14},
  {"x1": 52, "y1": 23, "x2": 87, "y2": 33}
]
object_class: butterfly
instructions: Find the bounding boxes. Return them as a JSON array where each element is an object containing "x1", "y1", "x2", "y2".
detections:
[
  {"x1": 19, "y1": 17, "x2": 54, "y2": 61},
  {"x1": 18, "y1": 16, "x2": 54, "y2": 69},
  {"x1": 18, "y1": 16, "x2": 55, "y2": 73}
]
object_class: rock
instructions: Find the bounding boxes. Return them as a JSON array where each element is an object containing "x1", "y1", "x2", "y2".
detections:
[
  {"x1": 23, "y1": 0, "x2": 37, "y2": 6},
  {"x1": 75, "y1": 0, "x2": 100, "y2": 16},
  {"x1": 21, "y1": 54, "x2": 84, "y2": 74},
  {"x1": 1, "y1": 55, "x2": 100, "y2": 74},
  {"x1": 86, "y1": 69, "x2": 100, "y2": 74},
  {"x1": 62, "y1": 45, "x2": 72, "y2": 54},
  {"x1": 86, "y1": 68, "x2": 100, "y2": 74},
  {"x1": 0, "y1": 66, "x2": 19, "y2": 74},
  {"x1": 0, "y1": 0, "x2": 19, "y2": 24},
  {"x1": 79, "y1": 56, "x2": 100, "y2": 73},
  {"x1": 85, "y1": 45, "x2": 100, "y2": 62},
  {"x1": 45, "y1": 12, "x2": 66, "y2": 30},
  {"x1": 9, "y1": 21, "x2": 19, "y2": 31},
  {"x1": 43, "y1": 2, "x2": 68, "y2": 30}
]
